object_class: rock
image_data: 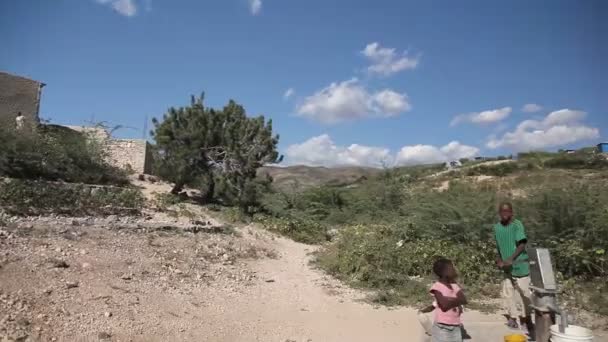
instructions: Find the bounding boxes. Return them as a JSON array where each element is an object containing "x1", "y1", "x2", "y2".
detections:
[
  {"x1": 265, "y1": 279, "x2": 275, "y2": 283},
  {"x1": 120, "y1": 274, "x2": 132, "y2": 280},
  {"x1": 66, "y1": 281, "x2": 79, "y2": 289},
  {"x1": 48, "y1": 258, "x2": 69, "y2": 269},
  {"x1": 54, "y1": 247, "x2": 62, "y2": 253},
  {"x1": 80, "y1": 249, "x2": 87, "y2": 255},
  {"x1": 16, "y1": 317, "x2": 30, "y2": 326},
  {"x1": 104, "y1": 311, "x2": 112, "y2": 318},
  {"x1": 98, "y1": 332, "x2": 112, "y2": 340},
  {"x1": 81, "y1": 262, "x2": 92, "y2": 269}
]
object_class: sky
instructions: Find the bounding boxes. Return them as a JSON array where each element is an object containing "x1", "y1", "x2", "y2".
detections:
[{"x1": 2, "y1": 0, "x2": 607, "y2": 168}]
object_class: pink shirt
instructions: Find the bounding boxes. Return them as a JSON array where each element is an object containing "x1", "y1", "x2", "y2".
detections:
[{"x1": 430, "y1": 282, "x2": 462, "y2": 325}]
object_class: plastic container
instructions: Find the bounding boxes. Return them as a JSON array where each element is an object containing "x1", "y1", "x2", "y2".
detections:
[
  {"x1": 550, "y1": 325, "x2": 594, "y2": 342},
  {"x1": 504, "y1": 334, "x2": 527, "y2": 342}
]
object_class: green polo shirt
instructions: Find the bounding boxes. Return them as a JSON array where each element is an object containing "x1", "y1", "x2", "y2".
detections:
[{"x1": 494, "y1": 219, "x2": 530, "y2": 277}]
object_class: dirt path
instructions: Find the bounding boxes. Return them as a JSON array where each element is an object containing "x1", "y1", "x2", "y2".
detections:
[{"x1": 192, "y1": 228, "x2": 518, "y2": 342}]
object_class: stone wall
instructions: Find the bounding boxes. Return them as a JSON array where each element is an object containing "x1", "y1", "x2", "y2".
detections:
[
  {"x1": 105, "y1": 139, "x2": 154, "y2": 175},
  {"x1": 63, "y1": 125, "x2": 111, "y2": 141},
  {"x1": 0, "y1": 72, "x2": 44, "y2": 125},
  {"x1": 59, "y1": 125, "x2": 154, "y2": 175}
]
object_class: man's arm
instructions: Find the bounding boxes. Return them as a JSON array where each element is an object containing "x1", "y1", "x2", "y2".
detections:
[
  {"x1": 504, "y1": 221, "x2": 528, "y2": 266},
  {"x1": 503, "y1": 240, "x2": 526, "y2": 266}
]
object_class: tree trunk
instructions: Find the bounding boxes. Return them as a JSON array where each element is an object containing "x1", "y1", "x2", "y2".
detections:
[
  {"x1": 171, "y1": 181, "x2": 184, "y2": 195},
  {"x1": 202, "y1": 174, "x2": 215, "y2": 203}
]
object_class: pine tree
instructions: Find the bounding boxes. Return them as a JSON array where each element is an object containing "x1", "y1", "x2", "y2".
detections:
[{"x1": 151, "y1": 93, "x2": 282, "y2": 209}]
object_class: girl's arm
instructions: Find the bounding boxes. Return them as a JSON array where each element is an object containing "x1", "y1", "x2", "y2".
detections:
[{"x1": 431, "y1": 290, "x2": 466, "y2": 312}]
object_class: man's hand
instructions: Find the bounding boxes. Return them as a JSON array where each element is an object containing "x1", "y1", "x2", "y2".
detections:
[{"x1": 496, "y1": 258, "x2": 513, "y2": 269}]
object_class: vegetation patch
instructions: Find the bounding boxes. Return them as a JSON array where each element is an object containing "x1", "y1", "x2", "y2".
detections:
[
  {"x1": 0, "y1": 179, "x2": 144, "y2": 215},
  {"x1": 255, "y1": 162, "x2": 607, "y2": 314},
  {"x1": 0, "y1": 121, "x2": 128, "y2": 186}
]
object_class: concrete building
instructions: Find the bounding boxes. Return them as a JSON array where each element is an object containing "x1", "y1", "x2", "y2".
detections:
[{"x1": 0, "y1": 71, "x2": 45, "y2": 125}]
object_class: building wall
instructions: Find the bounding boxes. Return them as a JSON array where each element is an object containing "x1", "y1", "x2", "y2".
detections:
[
  {"x1": 63, "y1": 125, "x2": 111, "y2": 141},
  {"x1": 105, "y1": 139, "x2": 153, "y2": 174},
  {"x1": 0, "y1": 72, "x2": 43, "y2": 125}
]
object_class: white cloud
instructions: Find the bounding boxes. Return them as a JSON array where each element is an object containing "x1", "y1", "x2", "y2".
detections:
[
  {"x1": 285, "y1": 134, "x2": 392, "y2": 168},
  {"x1": 361, "y1": 42, "x2": 419, "y2": 77},
  {"x1": 296, "y1": 78, "x2": 410, "y2": 124},
  {"x1": 395, "y1": 141, "x2": 479, "y2": 166},
  {"x1": 96, "y1": 0, "x2": 137, "y2": 16},
  {"x1": 487, "y1": 109, "x2": 599, "y2": 151},
  {"x1": 522, "y1": 103, "x2": 543, "y2": 113},
  {"x1": 285, "y1": 135, "x2": 479, "y2": 168},
  {"x1": 451, "y1": 107, "x2": 512, "y2": 126},
  {"x1": 249, "y1": 0, "x2": 262, "y2": 15},
  {"x1": 283, "y1": 88, "x2": 295, "y2": 100}
]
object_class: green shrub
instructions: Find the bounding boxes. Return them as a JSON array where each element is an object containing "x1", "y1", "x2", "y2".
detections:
[
  {"x1": 152, "y1": 192, "x2": 183, "y2": 210},
  {"x1": 543, "y1": 153, "x2": 608, "y2": 170},
  {"x1": 254, "y1": 214, "x2": 328, "y2": 244},
  {"x1": 316, "y1": 224, "x2": 500, "y2": 305},
  {"x1": 465, "y1": 162, "x2": 519, "y2": 177},
  {"x1": 0, "y1": 179, "x2": 144, "y2": 215}
]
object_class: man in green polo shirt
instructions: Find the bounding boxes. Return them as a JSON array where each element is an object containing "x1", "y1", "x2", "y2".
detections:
[{"x1": 494, "y1": 202, "x2": 534, "y2": 335}]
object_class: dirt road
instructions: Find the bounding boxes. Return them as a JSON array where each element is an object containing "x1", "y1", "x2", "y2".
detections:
[{"x1": 195, "y1": 229, "x2": 517, "y2": 342}]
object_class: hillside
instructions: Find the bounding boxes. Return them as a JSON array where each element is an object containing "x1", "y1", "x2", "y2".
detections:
[
  {"x1": 258, "y1": 165, "x2": 382, "y2": 191},
  {"x1": 254, "y1": 150, "x2": 608, "y2": 330}
]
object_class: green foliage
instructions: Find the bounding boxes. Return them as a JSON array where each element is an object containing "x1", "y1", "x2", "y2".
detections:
[
  {"x1": 0, "y1": 179, "x2": 144, "y2": 215},
  {"x1": 465, "y1": 162, "x2": 520, "y2": 177},
  {"x1": 254, "y1": 214, "x2": 328, "y2": 244},
  {"x1": 151, "y1": 192, "x2": 183, "y2": 210},
  {"x1": 515, "y1": 149, "x2": 607, "y2": 171},
  {"x1": 543, "y1": 152, "x2": 608, "y2": 170},
  {"x1": 151, "y1": 93, "x2": 282, "y2": 212},
  {"x1": 0, "y1": 121, "x2": 128, "y2": 186},
  {"x1": 515, "y1": 182, "x2": 608, "y2": 278},
  {"x1": 317, "y1": 224, "x2": 500, "y2": 304},
  {"x1": 257, "y1": 165, "x2": 607, "y2": 313}
]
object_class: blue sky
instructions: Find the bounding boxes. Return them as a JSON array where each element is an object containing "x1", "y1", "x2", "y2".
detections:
[{"x1": 2, "y1": 0, "x2": 606, "y2": 167}]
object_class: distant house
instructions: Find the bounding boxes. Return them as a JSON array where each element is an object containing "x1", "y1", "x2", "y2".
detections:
[
  {"x1": 0, "y1": 71, "x2": 45, "y2": 125},
  {"x1": 598, "y1": 143, "x2": 608, "y2": 154},
  {"x1": 564, "y1": 149, "x2": 576, "y2": 154}
]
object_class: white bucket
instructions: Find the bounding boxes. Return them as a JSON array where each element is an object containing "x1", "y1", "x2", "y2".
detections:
[{"x1": 550, "y1": 324, "x2": 594, "y2": 342}]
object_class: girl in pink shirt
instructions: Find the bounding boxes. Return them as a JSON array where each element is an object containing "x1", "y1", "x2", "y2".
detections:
[{"x1": 429, "y1": 258, "x2": 468, "y2": 342}]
